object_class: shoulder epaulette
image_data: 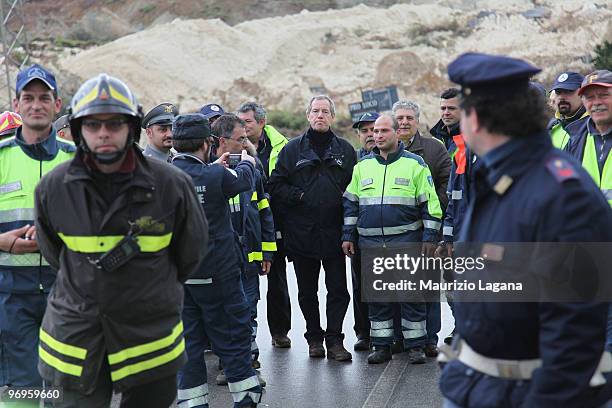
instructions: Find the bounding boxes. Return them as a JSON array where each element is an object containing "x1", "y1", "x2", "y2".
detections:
[
  {"x1": 545, "y1": 156, "x2": 579, "y2": 183},
  {"x1": 400, "y1": 150, "x2": 427, "y2": 167},
  {"x1": 0, "y1": 136, "x2": 17, "y2": 149}
]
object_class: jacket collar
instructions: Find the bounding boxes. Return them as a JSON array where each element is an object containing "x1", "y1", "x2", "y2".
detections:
[
  {"x1": 406, "y1": 131, "x2": 424, "y2": 154},
  {"x1": 64, "y1": 145, "x2": 156, "y2": 190},
  {"x1": 14, "y1": 126, "x2": 59, "y2": 161},
  {"x1": 372, "y1": 141, "x2": 406, "y2": 164},
  {"x1": 298, "y1": 128, "x2": 343, "y2": 163},
  {"x1": 172, "y1": 152, "x2": 207, "y2": 165}
]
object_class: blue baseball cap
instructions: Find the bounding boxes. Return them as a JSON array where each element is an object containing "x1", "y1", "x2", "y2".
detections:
[
  {"x1": 447, "y1": 52, "x2": 541, "y2": 97},
  {"x1": 551, "y1": 72, "x2": 584, "y2": 92},
  {"x1": 199, "y1": 103, "x2": 225, "y2": 120},
  {"x1": 352, "y1": 111, "x2": 380, "y2": 128},
  {"x1": 16, "y1": 64, "x2": 57, "y2": 94}
]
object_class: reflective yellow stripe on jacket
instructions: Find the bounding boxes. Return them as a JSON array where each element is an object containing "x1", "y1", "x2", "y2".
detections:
[
  {"x1": 108, "y1": 321, "x2": 185, "y2": 382},
  {"x1": 58, "y1": 233, "x2": 173, "y2": 253},
  {"x1": 39, "y1": 328, "x2": 88, "y2": 377}
]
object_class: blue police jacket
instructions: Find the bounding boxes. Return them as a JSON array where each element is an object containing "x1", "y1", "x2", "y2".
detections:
[
  {"x1": 171, "y1": 153, "x2": 254, "y2": 282},
  {"x1": 441, "y1": 133, "x2": 612, "y2": 407},
  {"x1": 0, "y1": 127, "x2": 75, "y2": 293}
]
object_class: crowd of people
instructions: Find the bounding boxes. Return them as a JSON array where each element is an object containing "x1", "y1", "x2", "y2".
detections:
[{"x1": 0, "y1": 50, "x2": 611, "y2": 408}]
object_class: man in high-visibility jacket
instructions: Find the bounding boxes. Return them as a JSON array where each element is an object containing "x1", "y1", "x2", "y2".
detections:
[
  {"x1": 237, "y1": 102, "x2": 292, "y2": 348},
  {"x1": 548, "y1": 71, "x2": 589, "y2": 149},
  {"x1": 342, "y1": 114, "x2": 442, "y2": 365},
  {"x1": 0, "y1": 64, "x2": 74, "y2": 392},
  {"x1": 34, "y1": 74, "x2": 208, "y2": 407}
]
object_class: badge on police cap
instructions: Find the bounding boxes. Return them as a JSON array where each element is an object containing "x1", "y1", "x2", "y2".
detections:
[
  {"x1": 164, "y1": 104, "x2": 175, "y2": 113},
  {"x1": 210, "y1": 105, "x2": 220, "y2": 112},
  {"x1": 557, "y1": 73, "x2": 568, "y2": 82}
]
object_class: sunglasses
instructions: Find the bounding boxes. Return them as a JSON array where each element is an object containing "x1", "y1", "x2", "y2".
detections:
[{"x1": 82, "y1": 118, "x2": 129, "y2": 132}]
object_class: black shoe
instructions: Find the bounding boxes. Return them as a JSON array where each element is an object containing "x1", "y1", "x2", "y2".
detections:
[
  {"x1": 391, "y1": 340, "x2": 404, "y2": 354},
  {"x1": 271, "y1": 334, "x2": 292, "y2": 348},
  {"x1": 367, "y1": 346, "x2": 392, "y2": 364},
  {"x1": 309, "y1": 341, "x2": 325, "y2": 358},
  {"x1": 407, "y1": 347, "x2": 426, "y2": 364},
  {"x1": 354, "y1": 338, "x2": 371, "y2": 351},
  {"x1": 444, "y1": 329, "x2": 455, "y2": 345},
  {"x1": 424, "y1": 344, "x2": 439, "y2": 358},
  {"x1": 326, "y1": 342, "x2": 352, "y2": 362}
]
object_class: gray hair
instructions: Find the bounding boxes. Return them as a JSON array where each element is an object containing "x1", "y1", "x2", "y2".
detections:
[
  {"x1": 237, "y1": 101, "x2": 266, "y2": 122},
  {"x1": 306, "y1": 95, "x2": 336, "y2": 117},
  {"x1": 392, "y1": 100, "x2": 421, "y2": 120}
]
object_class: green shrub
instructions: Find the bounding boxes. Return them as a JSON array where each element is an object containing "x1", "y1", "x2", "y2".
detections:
[{"x1": 593, "y1": 40, "x2": 612, "y2": 70}]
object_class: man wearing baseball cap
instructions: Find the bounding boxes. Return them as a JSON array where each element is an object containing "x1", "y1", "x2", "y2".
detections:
[
  {"x1": 199, "y1": 103, "x2": 225, "y2": 125},
  {"x1": 353, "y1": 111, "x2": 379, "y2": 159},
  {"x1": 548, "y1": 71, "x2": 588, "y2": 149},
  {"x1": 142, "y1": 102, "x2": 179, "y2": 161},
  {"x1": 0, "y1": 63, "x2": 75, "y2": 390},
  {"x1": 567, "y1": 70, "x2": 612, "y2": 208}
]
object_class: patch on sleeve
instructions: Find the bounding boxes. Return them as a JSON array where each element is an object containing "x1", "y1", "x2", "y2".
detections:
[{"x1": 545, "y1": 157, "x2": 578, "y2": 183}]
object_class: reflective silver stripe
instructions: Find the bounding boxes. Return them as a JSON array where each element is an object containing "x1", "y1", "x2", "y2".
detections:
[
  {"x1": 178, "y1": 395, "x2": 209, "y2": 408},
  {"x1": 229, "y1": 203, "x2": 240, "y2": 213},
  {"x1": 0, "y1": 252, "x2": 49, "y2": 267},
  {"x1": 252, "y1": 326, "x2": 257, "y2": 336},
  {"x1": 402, "y1": 319, "x2": 426, "y2": 330},
  {"x1": 424, "y1": 220, "x2": 442, "y2": 230},
  {"x1": 0, "y1": 208, "x2": 34, "y2": 223},
  {"x1": 344, "y1": 216, "x2": 358, "y2": 226},
  {"x1": 230, "y1": 391, "x2": 261, "y2": 404},
  {"x1": 228, "y1": 375, "x2": 259, "y2": 392},
  {"x1": 403, "y1": 329, "x2": 427, "y2": 339},
  {"x1": 178, "y1": 383, "x2": 209, "y2": 400},
  {"x1": 451, "y1": 190, "x2": 463, "y2": 200},
  {"x1": 251, "y1": 340, "x2": 258, "y2": 351},
  {"x1": 359, "y1": 196, "x2": 416, "y2": 206},
  {"x1": 276, "y1": 231, "x2": 282, "y2": 239},
  {"x1": 343, "y1": 191, "x2": 358, "y2": 202},
  {"x1": 417, "y1": 193, "x2": 428, "y2": 204},
  {"x1": 603, "y1": 189, "x2": 612, "y2": 200},
  {"x1": 371, "y1": 319, "x2": 393, "y2": 329},
  {"x1": 370, "y1": 328, "x2": 394, "y2": 338},
  {"x1": 358, "y1": 221, "x2": 423, "y2": 236},
  {"x1": 185, "y1": 278, "x2": 213, "y2": 285},
  {"x1": 443, "y1": 226, "x2": 453, "y2": 236}
]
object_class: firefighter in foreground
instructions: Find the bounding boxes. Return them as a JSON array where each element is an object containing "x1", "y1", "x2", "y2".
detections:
[
  {"x1": 171, "y1": 113, "x2": 262, "y2": 407},
  {"x1": 34, "y1": 74, "x2": 209, "y2": 407},
  {"x1": 438, "y1": 53, "x2": 612, "y2": 408}
]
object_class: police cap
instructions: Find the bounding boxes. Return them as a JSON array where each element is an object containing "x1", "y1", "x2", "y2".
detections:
[
  {"x1": 172, "y1": 113, "x2": 211, "y2": 140},
  {"x1": 352, "y1": 111, "x2": 380, "y2": 129},
  {"x1": 54, "y1": 114, "x2": 70, "y2": 131},
  {"x1": 142, "y1": 103, "x2": 179, "y2": 129},
  {"x1": 447, "y1": 52, "x2": 541, "y2": 97}
]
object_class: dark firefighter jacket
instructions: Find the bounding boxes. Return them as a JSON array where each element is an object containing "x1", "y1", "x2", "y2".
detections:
[{"x1": 34, "y1": 147, "x2": 208, "y2": 393}]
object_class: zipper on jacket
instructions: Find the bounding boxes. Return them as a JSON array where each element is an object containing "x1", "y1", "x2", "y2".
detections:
[
  {"x1": 39, "y1": 159, "x2": 43, "y2": 292},
  {"x1": 380, "y1": 161, "x2": 388, "y2": 248}
]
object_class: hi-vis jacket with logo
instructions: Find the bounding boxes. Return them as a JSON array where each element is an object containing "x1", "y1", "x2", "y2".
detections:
[
  {"x1": 342, "y1": 142, "x2": 443, "y2": 247},
  {"x1": 33, "y1": 148, "x2": 208, "y2": 393},
  {"x1": 0, "y1": 127, "x2": 75, "y2": 293}
]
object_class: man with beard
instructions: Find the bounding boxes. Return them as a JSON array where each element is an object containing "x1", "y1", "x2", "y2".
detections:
[
  {"x1": 353, "y1": 111, "x2": 378, "y2": 159},
  {"x1": 549, "y1": 72, "x2": 588, "y2": 149},
  {"x1": 268, "y1": 95, "x2": 356, "y2": 361},
  {"x1": 430, "y1": 88, "x2": 462, "y2": 152},
  {"x1": 142, "y1": 103, "x2": 178, "y2": 161}
]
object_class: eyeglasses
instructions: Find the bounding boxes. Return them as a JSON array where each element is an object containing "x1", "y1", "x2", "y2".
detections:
[{"x1": 82, "y1": 118, "x2": 129, "y2": 132}]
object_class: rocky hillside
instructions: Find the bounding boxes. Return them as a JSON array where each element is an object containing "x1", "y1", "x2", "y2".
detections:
[{"x1": 4, "y1": 0, "x2": 612, "y2": 134}]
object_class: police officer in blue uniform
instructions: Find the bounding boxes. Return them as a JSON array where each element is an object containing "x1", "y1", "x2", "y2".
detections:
[
  {"x1": 171, "y1": 113, "x2": 262, "y2": 407},
  {"x1": 438, "y1": 53, "x2": 612, "y2": 408}
]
